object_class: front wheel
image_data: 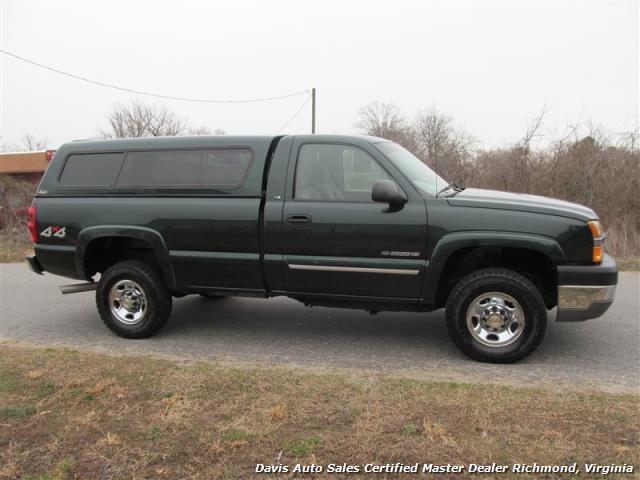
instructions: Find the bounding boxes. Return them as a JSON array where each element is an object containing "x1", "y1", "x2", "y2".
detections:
[
  {"x1": 96, "y1": 261, "x2": 172, "y2": 339},
  {"x1": 445, "y1": 268, "x2": 547, "y2": 363}
]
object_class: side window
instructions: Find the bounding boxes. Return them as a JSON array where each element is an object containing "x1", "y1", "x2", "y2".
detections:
[
  {"x1": 59, "y1": 153, "x2": 123, "y2": 187},
  {"x1": 118, "y1": 150, "x2": 200, "y2": 186},
  {"x1": 295, "y1": 144, "x2": 391, "y2": 202},
  {"x1": 201, "y1": 149, "x2": 252, "y2": 186},
  {"x1": 116, "y1": 149, "x2": 252, "y2": 188},
  {"x1": 341, "y1": 148, "x2": 390, "y2": 193}
]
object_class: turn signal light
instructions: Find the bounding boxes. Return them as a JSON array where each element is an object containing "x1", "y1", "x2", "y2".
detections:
[
  {"x1": 587, "y1": 220, "x2": 604, "y2": 264},
  {"x1": 592, "y1": 245, "x2": 603, "y2": 263}
]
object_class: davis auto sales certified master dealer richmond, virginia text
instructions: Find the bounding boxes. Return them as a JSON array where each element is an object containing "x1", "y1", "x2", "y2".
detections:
[{"x1": 254, "y1": 462, "x2": 634, "y2": 475}]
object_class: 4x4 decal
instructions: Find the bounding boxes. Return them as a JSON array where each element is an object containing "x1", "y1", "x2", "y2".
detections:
[{"x1": 40, "y1": 226, "x2": 66, "y2": 239}]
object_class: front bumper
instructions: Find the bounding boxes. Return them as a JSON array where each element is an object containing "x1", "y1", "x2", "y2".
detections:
[
  {"x1": 557, "y1": 284, "x2": 616, "y2": 321},
  {"x1": 556, "y1": 254, "x2": 617, "y2": 322}
]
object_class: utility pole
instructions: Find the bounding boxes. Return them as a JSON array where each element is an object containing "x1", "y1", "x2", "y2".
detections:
[{"x1": 311, "y1": 88, "x2": 316, "y2": 134}]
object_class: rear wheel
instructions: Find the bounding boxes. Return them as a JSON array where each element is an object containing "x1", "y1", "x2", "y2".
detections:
[
  {"x1": 445, "y1": 268, "x2": 547, "y2": 363},
  {"x1": 96, "y1": 261, "x2": 172, "y2": 338}
]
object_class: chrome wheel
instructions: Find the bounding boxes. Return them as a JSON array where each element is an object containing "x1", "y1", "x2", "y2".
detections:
[
  {"x1": 466, "y1": 292, "x2": 525, "y2": 347},
  {"x1": 108, "y1": 279, "x2": 148, "y2": 325}
]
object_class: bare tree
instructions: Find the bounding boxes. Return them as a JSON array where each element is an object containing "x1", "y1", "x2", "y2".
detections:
[
  {"x1": 414, "y1": 108, "x2": 454, "y2": 170},
  {"x1": 20, "y1": 134, "x2": 48, "y2": 151},
  {"x1": 412, "y1": 108, "x2": 475, "y2": 181},
  {"x1": 510, "y1": 105, "x2": 550, "y2": 193},
  {"x1": 357, "y1": 102, "x2": 475, "y2": 179},
  {"x1": 187, "y1": 126, "x2": 213, "y2": 136},
  {"x1": 357, "y1": 101, "x2": 420, "y2": 154},
  {"x1": 357, "y1": 102, "x2": 406, "y2": 139},
  {"x1": 617, "y1": 128, "x2": 639, "y2": 153},
  {"x1": 100, "y1": 101, "x2": 187, "y2": 138},
  {"x1": 0, "y1": 133, "x2": 48, "y2": 152},
  {"x1": 185, "y1": 127, "x2": 226, "y2": 136}
]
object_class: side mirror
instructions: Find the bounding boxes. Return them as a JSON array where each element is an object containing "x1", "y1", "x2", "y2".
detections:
[{"x1": 372, "y1": 179, "x2": 407, "y2": 206}]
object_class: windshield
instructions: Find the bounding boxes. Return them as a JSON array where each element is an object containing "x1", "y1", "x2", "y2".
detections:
[{"x1": 375, "y1": 142, "x2": 447, "y2": 196}]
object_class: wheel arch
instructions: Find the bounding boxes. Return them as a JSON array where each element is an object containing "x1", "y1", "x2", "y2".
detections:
[
  {"x1": 424, "y1": 231, "x2": 564, "y2": 309},
  {"x1": 76, "y1": 226, "x2": 177, "y2": 290}
]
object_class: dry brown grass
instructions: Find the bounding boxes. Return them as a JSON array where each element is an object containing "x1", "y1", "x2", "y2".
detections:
[
  {"x1": 617, "y1": 257, "x2": 640, "y2": 271},
  {"x1": 0, "y1": 344, "x2": 638, "y2": 479},
  {"x1": 267, "y1": 404, "x2": 288, "y2": 422},
  {"x1": 0, "y1": 233, "x2": 31, "y2": 263}
]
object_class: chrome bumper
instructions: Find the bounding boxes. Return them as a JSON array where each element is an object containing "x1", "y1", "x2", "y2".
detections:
[{"x1": 557, "y1": 285, "x2": 616, "y2": 322}]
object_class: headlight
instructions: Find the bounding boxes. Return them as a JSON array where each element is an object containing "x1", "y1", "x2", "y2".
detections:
[{"x1": 587, "y1": 220, "x2": 604, "y2": 263}]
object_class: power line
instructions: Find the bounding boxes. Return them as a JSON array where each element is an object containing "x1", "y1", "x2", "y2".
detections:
[
  {"x1": 276, "y1": 94, "x2": 311, "y2": 133},
  {"x1": 0, "y1": 49, "x2": 308, "y2": 104}
]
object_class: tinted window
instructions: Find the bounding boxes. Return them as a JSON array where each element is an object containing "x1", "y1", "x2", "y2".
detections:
[
  {"x1": 59, "y1": 153, "x2": 123, "y2": 187},
  {"x1": 295, "y1": 144, "x2": 391, "y2": 202},
  {"x1": 201, "y1": 149, "x2": 253, "y2": 186},
  {"x1": 116, "y1": 149, "x2": 252, "y2": 188},
  {"x1": 375, "y1": 142, "x2": 446, "y2": 196},
  {"x1": 341, "y1": 148, "x2": 390, "y2": 193}
]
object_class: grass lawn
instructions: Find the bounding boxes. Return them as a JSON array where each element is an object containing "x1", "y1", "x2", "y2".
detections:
[{"x1": 0, "y1": 343, "x2": 637, "y2": 479}]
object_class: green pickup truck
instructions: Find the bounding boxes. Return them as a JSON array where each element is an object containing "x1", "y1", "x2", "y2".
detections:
[{"x1": 26, "y1": 134, "x2": 617, "y2": 363}]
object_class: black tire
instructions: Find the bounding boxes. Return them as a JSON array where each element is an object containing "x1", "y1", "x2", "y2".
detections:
[
  {"x1": 445, "y1": 268, "x2": 547, "y2": 363},
  {"x1": 96, "y1": 260, "x2": 172, "y2": 339}
]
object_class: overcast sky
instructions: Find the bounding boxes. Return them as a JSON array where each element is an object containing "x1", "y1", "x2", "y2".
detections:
[{"x1": 0, "y1": 0, "x2": 638, "y2": 149}]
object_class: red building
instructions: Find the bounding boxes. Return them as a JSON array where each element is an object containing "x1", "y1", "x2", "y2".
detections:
[{"x1": 0, "y1": 150, "x2": 55, "y2": 184}]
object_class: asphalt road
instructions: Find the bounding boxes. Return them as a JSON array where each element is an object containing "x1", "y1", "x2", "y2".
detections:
[{"x1": 1, "y1": 263, "x2": 638, "y2": 393}]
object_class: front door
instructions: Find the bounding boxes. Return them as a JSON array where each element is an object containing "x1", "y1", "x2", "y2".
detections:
[{"x1": 282, "y1": 140, "x2": 427, "y2": 299}]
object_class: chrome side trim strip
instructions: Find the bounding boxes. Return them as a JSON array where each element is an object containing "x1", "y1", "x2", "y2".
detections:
[
  {"x1": 288, "y1": 264, "x2": 420, "y2": 275},
  {"x1": 170, "y1": 251, "x2": 259, "y2": 261}
]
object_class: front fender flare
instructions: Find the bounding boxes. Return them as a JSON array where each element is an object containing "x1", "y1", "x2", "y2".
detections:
[
  {"x1": 76, "y1": 225, "x2": 177, "y2": 290},
  {"x1": 422, "y1": 231, "x2": 564, "y2": 306}
]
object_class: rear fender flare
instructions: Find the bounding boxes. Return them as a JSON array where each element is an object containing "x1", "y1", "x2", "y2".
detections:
[{"x1": 76, "y1": 225, "x2": 177, "y2": 290}]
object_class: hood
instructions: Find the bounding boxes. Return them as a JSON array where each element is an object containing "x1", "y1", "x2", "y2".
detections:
[{"x1": 447, "y1": 188, "x2": 597, "y2": 221}]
